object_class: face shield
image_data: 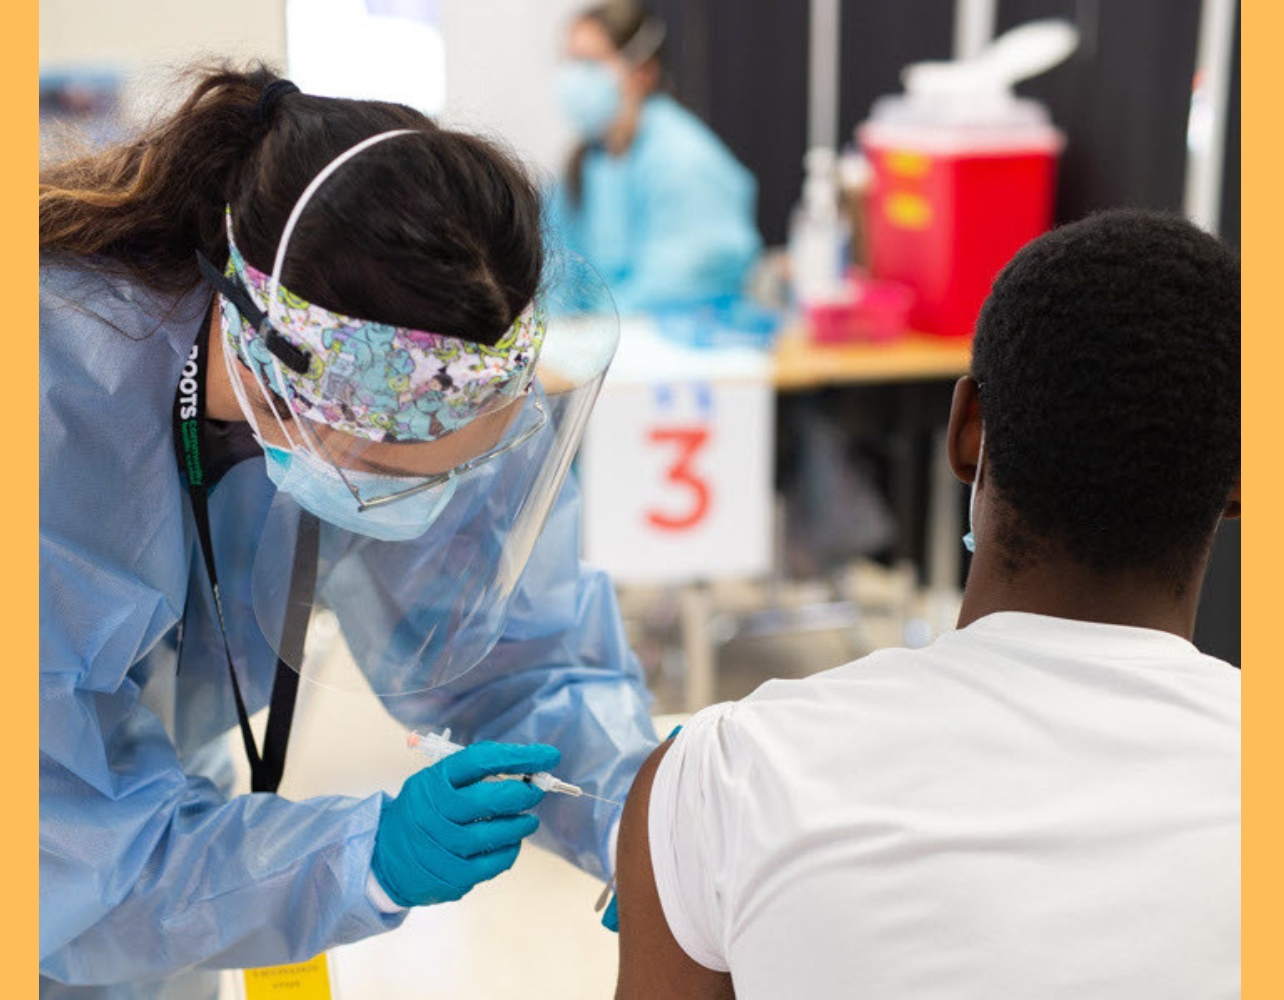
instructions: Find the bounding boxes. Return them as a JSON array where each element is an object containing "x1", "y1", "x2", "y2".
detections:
[{"x1": 205, "y1": 129, "x2": 619, "y2": 696}]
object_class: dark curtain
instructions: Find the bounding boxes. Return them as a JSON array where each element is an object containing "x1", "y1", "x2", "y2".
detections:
[
  {"x1": 1220, "y1": 1, "x2": 1241, "y2": 249},
  {"x1": 996, "y1": 0, "x2": 1202, "y2": 221},
  {"x1": 649, "y1": 0, "x2": 957, "y2": 246},
  {"x1": 836, "y1": 1, "x2": 956, "y2": 148},
  {"x1": 649, "y1": 0, "x2": 1223, "y2": 257},
  {"x1": 1199, "y1": 3, "x2": 1241, "y2": 665},
  {"x1": 647, "y1": 0, "x2": 810, "y2": 246}
]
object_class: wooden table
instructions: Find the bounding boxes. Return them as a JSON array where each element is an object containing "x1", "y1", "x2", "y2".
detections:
[{"x1": 772, "y1": 327, "x2": 973, "y2": 390}]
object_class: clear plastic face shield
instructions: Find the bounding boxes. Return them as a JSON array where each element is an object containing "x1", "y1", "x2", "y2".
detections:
[
  {"x1": 214, "y1": 130, "x2": 619, "y2": 696},
  {"x1": 222, "y1": 345, "x2": 546, "y2": 537}
]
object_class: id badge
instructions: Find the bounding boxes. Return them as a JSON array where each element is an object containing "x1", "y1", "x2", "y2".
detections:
[{"x1": 236, "y1": 952, "x2": 336, "y2": 999}]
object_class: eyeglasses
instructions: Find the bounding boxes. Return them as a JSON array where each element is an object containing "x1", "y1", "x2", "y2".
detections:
[
  {"x1": 318, "y1": 391, "x2": 550, "y2": 512},
  {"x1": 229, "y1": 332, "x2": 551, "y2": 514}
]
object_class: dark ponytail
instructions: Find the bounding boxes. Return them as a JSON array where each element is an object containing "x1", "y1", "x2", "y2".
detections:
[{"x1": 40, "y1": 61, "x2": 544, "y2": 345}]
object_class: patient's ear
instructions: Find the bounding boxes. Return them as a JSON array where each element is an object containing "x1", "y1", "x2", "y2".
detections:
[
  {"x1": 947, "y1": 377, "x2": 983, "y2": 485},
  {"x1": 1223, "y1": 477, "x2": 1241, "y2": 519}
]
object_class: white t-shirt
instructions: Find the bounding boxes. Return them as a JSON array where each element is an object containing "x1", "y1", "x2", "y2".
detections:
[{"x1": 649, "y1": 612, "x2": 1240, "y2": 999}]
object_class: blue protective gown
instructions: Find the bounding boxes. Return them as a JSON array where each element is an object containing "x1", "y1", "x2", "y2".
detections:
[
  {"x1": 545, "y1": 94, "x2": 762, "y2": 312},
  {"x1": 39, "y1": 260, "x2": 658, "y2": 997}
]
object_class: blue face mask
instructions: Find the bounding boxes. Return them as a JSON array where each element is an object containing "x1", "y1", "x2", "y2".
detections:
[
  {"x1": 962, "y1": 428, "x2": 985, "y2": 554},
  {"x1": 556, "y1": 60, "x2": 623, "y2": 140},
  {"x1": 263, "y1": 444, "x2": 458, "y2": 542}
]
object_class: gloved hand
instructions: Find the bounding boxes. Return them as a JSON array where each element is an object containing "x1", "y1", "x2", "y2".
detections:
[
  {"x1": 371, "y1": 740, "x2": 561, "y2": 908},
  {"x1": 602, "y1": 893, "x2": 620, "y2": 932}
]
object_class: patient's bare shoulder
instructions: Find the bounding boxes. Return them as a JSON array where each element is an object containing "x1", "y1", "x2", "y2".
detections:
[{"x1": 614, "y1": 737, "x2": 735, "y2": 1000}]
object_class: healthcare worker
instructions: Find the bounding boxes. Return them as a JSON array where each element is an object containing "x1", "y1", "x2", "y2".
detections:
[
  {"x1": 546, "y1": 1, "x2": 763, "y2": 311},
  {"x1": 40, "y1": 65, "x2": 658, "y2": 998}
]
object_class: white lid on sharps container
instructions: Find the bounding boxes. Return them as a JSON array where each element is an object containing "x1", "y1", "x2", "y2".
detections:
[{"x1": 859, "y1": 19, "x2": 1078, "y2": 155}]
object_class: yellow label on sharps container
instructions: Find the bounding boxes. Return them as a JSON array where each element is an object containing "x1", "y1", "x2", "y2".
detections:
[
  {"x1": 884, "y1": 149, "x2": 931, "y2": 179},
  {"x1": 886, "y1": 191, "x2": 933, "y2": 230},
  {"x1": 242, "y1": 953, "x2": 333, "y2": 999}
]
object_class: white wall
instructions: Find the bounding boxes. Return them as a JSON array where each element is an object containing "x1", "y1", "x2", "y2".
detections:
[
  {"x1": 439, "y1": 0, "x2": 589, "y2": 180},
  {"x1": 286, "y1": 0, "x2": 447, "y2": 117}
]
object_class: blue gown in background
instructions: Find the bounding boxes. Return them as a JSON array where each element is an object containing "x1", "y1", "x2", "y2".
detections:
[
  {"x1": 545, "y1": 94, "x2": 762, "y2": 313},
  {"x1": 39, "y1": 261, "x2": 658, "y2": 997}
]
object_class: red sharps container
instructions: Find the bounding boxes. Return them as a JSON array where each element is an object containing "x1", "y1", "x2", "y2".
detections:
[{"x1": 858, "y1": 31, "x2": 1071, "y2": 337}]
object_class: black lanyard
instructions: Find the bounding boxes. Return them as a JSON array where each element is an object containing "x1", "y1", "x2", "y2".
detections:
[{"x1": 172, "y1": 304, "x2": 318, "y2": 795}]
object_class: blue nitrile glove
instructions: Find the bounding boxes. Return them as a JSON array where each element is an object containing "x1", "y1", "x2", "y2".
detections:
[
  {"x1": 371, "y1": 740, "x2": 562, "y2": 907},
  {"x1": 602, "y1": 725, "x2": 684, "y2": 932}
]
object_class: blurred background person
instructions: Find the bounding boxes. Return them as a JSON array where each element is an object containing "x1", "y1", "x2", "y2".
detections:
[{"x1": 545, "y1": 0, "x2": 763, "y2": 311}]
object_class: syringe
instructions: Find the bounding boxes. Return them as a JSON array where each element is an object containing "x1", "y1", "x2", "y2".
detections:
[{"x1": 406, "y1": 729, "x2": 589, "y2": 799}]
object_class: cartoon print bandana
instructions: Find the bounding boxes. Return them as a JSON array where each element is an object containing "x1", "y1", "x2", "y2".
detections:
[{"x1": 220, "y1": 208, "x2": 546, "y2": 444}]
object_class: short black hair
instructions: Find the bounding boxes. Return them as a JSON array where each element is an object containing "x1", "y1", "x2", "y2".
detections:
[{"x1": 971, "y1": 209, "x2": 1240, "y2": 582}]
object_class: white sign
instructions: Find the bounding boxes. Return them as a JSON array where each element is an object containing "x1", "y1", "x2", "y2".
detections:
[{"x1": 582, "y1": 378, "x2": 775, "y2": 584}]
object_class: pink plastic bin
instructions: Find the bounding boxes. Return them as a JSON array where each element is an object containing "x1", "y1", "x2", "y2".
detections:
[{"x1": 807, "y1": 273, "x2": 914, "y2": 346}]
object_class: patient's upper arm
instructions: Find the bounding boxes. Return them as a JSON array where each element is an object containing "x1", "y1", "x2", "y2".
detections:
[{"x1": 614, "y1": 737, "x2": 735, "y2": 1000}]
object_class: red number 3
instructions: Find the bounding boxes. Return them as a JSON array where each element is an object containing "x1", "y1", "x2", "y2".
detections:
[{"x1": 646, "y1": 426, "x2": 712, "y2": 531}]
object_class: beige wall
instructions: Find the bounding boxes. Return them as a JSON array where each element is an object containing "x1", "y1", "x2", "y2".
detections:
[
  {"x1": 40, "y1": 0, "x2": 287, "y2": 121},
  {"x1": 40, "y1": 0, "x2": 588, "y2": 175},
  {"x1": 40, "y1": 0, "x2": 287, "y2": 68}
]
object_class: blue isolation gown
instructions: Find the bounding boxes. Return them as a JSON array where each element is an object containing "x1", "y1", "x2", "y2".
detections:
[
  {"x1": 39, "y1": 261, "x2": 658, "y2": 998},
  {"x1": 545, "y1": 94, "x2": 762, "y2": 312}
]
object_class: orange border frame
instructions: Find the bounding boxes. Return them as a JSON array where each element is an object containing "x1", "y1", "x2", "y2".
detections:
[
  {"x1": 1243, "y1": 1, "x2": 1271, "y2": 995},
  {"x1": 21, "y1": 2, "x2": 1261, "y2": 997},
  {"x1": 17, "y1": 0, "x2": 38, "y2": 994}
]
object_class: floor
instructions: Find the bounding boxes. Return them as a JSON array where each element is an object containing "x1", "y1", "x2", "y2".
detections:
[{"x1": 218, "y1": 562, "x2": 957, "y2": 999}]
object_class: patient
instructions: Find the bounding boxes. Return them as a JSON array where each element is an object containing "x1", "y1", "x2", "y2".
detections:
[{"x1": 613, "y1": 210, "x2": 1241, "y2": 999}]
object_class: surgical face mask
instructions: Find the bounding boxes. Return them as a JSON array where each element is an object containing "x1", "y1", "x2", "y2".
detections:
[
  {"x1": 963, "y1": 428, "x2": 985, "y2": 554},
  {"x1": 262, "y1": 444, "x2": 458, "y2": 542},
  {"x1": 556, "y1": 60, "x2": 622, "y2": 140}
]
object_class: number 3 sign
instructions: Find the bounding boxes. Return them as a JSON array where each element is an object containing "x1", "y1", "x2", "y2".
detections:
[
  {"x1": 582, "y1": 380, "x2": 775, "y2": 584},
  {"x1": 646, "y1": 426, "x2": 712, "y2": 530}
]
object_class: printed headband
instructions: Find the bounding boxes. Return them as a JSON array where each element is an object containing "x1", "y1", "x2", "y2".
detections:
[{"x1": 212, "y1": 129, "x2": 545, "y2": 445}]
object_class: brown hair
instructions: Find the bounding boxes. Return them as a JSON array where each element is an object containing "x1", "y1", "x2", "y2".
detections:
[{"x1": 40, "y1": 62, "x2": 545, "y2": 345}]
